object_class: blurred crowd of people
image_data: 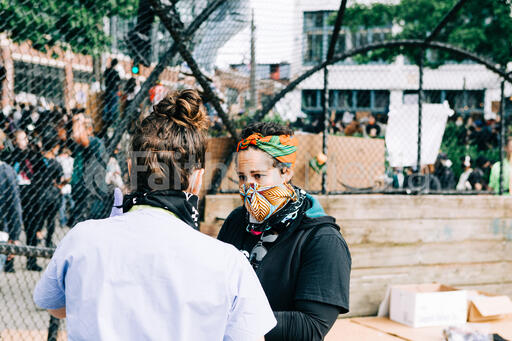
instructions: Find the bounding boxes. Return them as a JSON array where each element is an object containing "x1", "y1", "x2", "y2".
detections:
[
  {"x1": 0, "y1": 58, "x2": 189, "y2": 273},
  {"x1": 390, "y1": 115, "x2": 502, "y2": 193},
  {"x1": 0, "y1": 61, "x2": 134, "y2": 273},
  {"x1": 285, "y1": 108, "x2": 505, "y2": 193},
  {"x1": 293, "y1": 111, "x2": 386, "y2": 139},
  {"x1": 0, "y1": 102, "x2": 123, "y2": 271}
]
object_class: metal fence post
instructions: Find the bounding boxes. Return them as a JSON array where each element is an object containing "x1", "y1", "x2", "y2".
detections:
[
  {"x1": 322, "y1": 66, "x2": 329, "y2": 194},
  {"x1": 499, "y1": 79, "x2": 506, "y2": 195},
  {"x1": 47, "y1": 316, "x2": 60, "y2": 341},
  {"x1": 417, "y1": 49, "x2": 425, "y2": 189}
]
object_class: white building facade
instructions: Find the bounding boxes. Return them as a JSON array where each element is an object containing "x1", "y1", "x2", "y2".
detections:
[{"x1": 282, "y1": 0, "x2": 508, "y2": 123}]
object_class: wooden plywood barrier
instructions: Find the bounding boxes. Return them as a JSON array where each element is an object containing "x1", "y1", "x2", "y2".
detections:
[
  {"x1": 201, "y1": 134, "x2": 385, "y2": 196},
  {"x1": 202, "y1": 194, "x2": 512, "y2": 317}
]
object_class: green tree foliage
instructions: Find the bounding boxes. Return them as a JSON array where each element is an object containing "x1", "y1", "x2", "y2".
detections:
[
  {"x1": 341, "y1": 2, "x2": 397, "y2": 31},
  {"x1": 329, "y1": 0, "x2": 512, "y2": 67},
  {"x1": 0, "y1": 0, "x2": 138, "y2": 55}
]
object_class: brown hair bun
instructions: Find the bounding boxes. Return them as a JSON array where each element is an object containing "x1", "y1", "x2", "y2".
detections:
[
  {"x1": 131, "y1": 88, "x2": 209, "y2": 192},
  {"x1": 153, "y1": 89, "x2": 210, "y2": 130}
]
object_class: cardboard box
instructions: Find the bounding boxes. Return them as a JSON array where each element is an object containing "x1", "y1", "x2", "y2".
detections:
[
  {"x1": 389, "y1": 284, "x2": 468, "y2": 328},
  {"x1": 351, "y1": 316, "x2": 512, "y2": 341},
  {"x1": 466, "y1": 290, "x2": 512, "y2": 322}
]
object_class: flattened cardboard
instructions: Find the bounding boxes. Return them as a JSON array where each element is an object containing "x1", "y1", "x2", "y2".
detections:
[
  {"x1": 352, "y1": 317, "x2": 443, "y2": 341},
  {"x1": 467, "y1": 292, "x2": 512, "y2": 322},
  {"x1": 326, "y1": 319, "x2": 401, "y2": 341},
  {"x1": 352, "y1": 316, "x2": 512, "y2": 341}
]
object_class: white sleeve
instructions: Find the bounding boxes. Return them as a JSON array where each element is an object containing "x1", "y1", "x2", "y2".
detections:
[
  {"x1": 33, "y1": 223, "x2": 81, "y2": 310},
  {"x1": 224, "y1": 253, "x2": 277, "y2": 341}
]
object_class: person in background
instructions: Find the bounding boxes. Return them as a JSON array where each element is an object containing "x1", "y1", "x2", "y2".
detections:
[
  {"x1": 365, "y1": 115, "x2": 381, "y2": 138},
  {"x1": 344, "y1": 118, "x2": 362, "y2": 136},
  {"x1": 7, "y1": 129, "x2": 43, "y2": 270},
  {"x1": 218, "y1": 122, "x2": 351, "y2": 341},
  {"x1": 0, "y1": 129, "x2": 23, "y2": 273},
  {"x1": 68, "y1": 113, "x2": 109, "y2": 226},
  {"x1": 105, "y1": 148, "x2": 125, "y2": 192},
  {"x1": 122, "y1": 77, "x2": 140, "y2": 111},
  {"x1": 489, "y1": 138, "x2": 512, "y2": 194},
  {"x1": 470, "y1": 120, "x2": 494, "y2": 151},
  {"x1": 468, "y1": 155, "x2": 491, "y2": 191},
  {"x1": 102, "y1": 58, "x2": 121, "y2": 138},
  {"x1": 434, "y1": 153, "x2": 456, "y2": 190},
  {"x1": 33, "y1": 130, "x2": 64, "y2": 248},
  {"x1": 19, "y1": 105, "x2": 37, "y2": 132},
  {"x1": 456, "y1": 155, "x2": 473, "y2": 191},
  {"x1": 33, "y1": 89, "x2": 276, "y2": 340},
  {"x1": 391, "y1": 167, "x2": 405, "y2": 189},
  {"x1": 149, "y1": 79, "x2": 168, "y2": 106},
  {"x1": 56, "y1": 147, "x2": 75, "y2": 227}
]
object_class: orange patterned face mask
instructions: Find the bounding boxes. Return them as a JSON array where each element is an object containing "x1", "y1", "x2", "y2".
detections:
[{"x1": 239, "y1": 183, "x2": 297, "y2": 222}]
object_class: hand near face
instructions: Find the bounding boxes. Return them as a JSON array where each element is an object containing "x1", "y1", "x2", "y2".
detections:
[{"x1": 109, "y1": 187, "x2": 124, "y2": 217}]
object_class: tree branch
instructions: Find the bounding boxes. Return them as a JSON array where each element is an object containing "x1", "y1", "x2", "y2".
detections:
[
  {"x1": 106, "y1": 0, "x2": 228, "y2": 154},
  {"x1": 424, "y1": 0, "x2": 470, "y2": 43},
  {"x1": 326, "y1": 0, "x2": 348, "y2": 62},
  {"x1": 149, "y1": 0, "x2": 239, "y2": 141}
]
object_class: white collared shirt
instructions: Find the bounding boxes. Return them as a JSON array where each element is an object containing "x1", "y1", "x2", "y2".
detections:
[{"x1": 34, "y1": 207, "x2": 276, "y2": 340}]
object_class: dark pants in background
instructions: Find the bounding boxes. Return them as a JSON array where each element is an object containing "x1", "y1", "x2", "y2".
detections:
[{"x1": 20, "y1": 186, "x2": 61, "y2": 267}]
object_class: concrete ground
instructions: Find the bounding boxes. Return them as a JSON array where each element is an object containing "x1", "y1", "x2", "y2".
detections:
[{"x1": 0, "y1": 224, "x2": 69, "y2": 339}]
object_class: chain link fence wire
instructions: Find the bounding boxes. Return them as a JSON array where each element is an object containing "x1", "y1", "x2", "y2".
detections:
[{"x1": 1, "y1": 0, "x2": 512, "y2": 338}]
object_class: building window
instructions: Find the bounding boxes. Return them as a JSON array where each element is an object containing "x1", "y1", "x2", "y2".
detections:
[
  {"x1": 446, "y1": 90, "x2": 484, "y2": 113},
  {"x1": 305, "y1": 33, "x2": 323, "y2": 63},
  {"x1": 445, "y1": 90, "x2": 465, "y2": 110},
  {"x1": 351, "y1": 27, "x2": 392, "y2": 48},
  {"x1": 14, "y1": 61, "x2": 65, "y2": 105},
  {"x1": 327, "y1": 32, "x2": 347, "y2": 55},
  {"x1": 302, "y1": 90, "x2": 320, "y2": 109},
  {"x1": 337, "y1": 32, "x2": 346, "y2": 54},
  {"x1": 424, "y1": 90, "x2": 442, "y2": 104},
  {"x1": 330, "y1": 90, "x2": 352, "y2": 109},
  {"x1": 356, "y1": 90, "x2": 371, "y2": 108},
  {"x1": 374, "y1": 90, "x2": 390, "y2": 109},
  {"x1": 353, "y1": 31, "x2": 369, "y2": 47},
  {"x1": 303, "y1": 89, "x2": 390, "y2": 115},
  {"x1": 466, "y1": 90, "x2": 485, "y2": 111},
  {"x1": 371, "y1": 29, "x2": 392, "y2": 43},
  {"x1": 404, "y1": 89, "x2": 484, "y2": 115},
  {"x1": 304, "y1": 12, "x2": 324, "y2": 29}
]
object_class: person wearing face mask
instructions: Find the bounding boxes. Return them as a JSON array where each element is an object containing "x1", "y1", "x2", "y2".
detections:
[
  {"x1": 217, "y1": 122, "x2": 351, "y2": 341},
  {"x1": 468, "y1": 155, "x2": 491, "y2": 191},
  {"x1": 33, "y1": 89, "x2": 276, "y2": 341},
  {"x1": 434, "y1": 153, "x2": 456, "y2": 190}
]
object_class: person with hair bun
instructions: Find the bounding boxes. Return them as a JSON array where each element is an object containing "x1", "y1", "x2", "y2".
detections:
[
  {"x1": 218, "y1": 122, "x2": 352, "y2": 341},
  {"x1": 34, "y1": 89, "x2": 276, "y2": 340}
]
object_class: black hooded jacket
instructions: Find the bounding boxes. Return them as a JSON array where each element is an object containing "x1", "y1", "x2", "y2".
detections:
[{"x1": 218, "y1": 196, "x2": 351, "y2": 340}]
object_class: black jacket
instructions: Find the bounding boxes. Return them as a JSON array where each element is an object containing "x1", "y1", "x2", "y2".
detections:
[
  {"x1": 0, "y1": 161, "x2": 23, "y2": 241},
  {"x1": 217, "y1": 198, "x2": 351, "y2": 314}
]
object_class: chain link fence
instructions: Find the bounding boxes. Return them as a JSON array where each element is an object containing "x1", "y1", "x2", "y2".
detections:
[{"x1": 1, "y1": 0, "x2": 512, "y2": 338}]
